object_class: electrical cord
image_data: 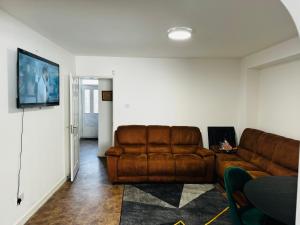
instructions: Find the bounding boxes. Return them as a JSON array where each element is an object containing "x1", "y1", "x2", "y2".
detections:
[{"x1": 17, "y1": 108, "x2": 25, "y2": 205}]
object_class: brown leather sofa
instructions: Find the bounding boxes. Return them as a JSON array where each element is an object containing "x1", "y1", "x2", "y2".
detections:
[
  {"x1": 105, "y1": 125, "x2": 215, "y2": 183},
  {"x1": 216, "y1": 128, "x2": 299, "y2": 184}
]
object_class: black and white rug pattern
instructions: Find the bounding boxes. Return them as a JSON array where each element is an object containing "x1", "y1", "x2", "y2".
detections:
[{"x1": 120, "y1": 183, "x2": 232, "y2": 225}]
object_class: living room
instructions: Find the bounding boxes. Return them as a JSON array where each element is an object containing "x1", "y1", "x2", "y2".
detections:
[{"x1": 0, "y1": 1, "x2": 300, "y2": 225}]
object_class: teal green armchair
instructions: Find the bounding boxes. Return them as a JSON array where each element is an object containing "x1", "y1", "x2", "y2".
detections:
[{"x1": 224, "y1": 167, "x2": 265, "y2": 225}]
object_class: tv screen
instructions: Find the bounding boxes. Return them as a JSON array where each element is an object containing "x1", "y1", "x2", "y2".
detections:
[{"x1": 17, "y1": 48, "x2": 60, "y2": 108}]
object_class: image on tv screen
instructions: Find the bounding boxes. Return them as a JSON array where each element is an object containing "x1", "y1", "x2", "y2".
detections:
[{"x1": 18, "y1": 50, "x2": 59, "y2": 107}]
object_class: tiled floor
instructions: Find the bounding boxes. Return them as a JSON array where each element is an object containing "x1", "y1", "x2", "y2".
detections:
[{"x1": 26, "y1": 139, "x2": 123, "y2": 225}]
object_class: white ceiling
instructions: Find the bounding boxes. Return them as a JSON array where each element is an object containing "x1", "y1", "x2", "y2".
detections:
[{"x1": 0, "y1": 0, "x2": 297, "y2": 58}]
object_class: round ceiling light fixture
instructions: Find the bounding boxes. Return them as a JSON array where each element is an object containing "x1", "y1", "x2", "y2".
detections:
[{"x1": 167, "y1": 27, "x2": 192, "y2": 41}]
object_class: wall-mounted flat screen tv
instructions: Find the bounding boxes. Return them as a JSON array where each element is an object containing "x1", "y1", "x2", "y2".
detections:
[{"x1": 17, "y1": 48, "x2": 60, "y2": 108}]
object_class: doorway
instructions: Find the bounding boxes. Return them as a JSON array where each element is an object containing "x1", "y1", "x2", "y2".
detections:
[
  {"x1": 79, "y1": 79, "x2": 100, "y2": 176},
  {"x1": 70, "y1": 77, "x2": 113, "y2": 182},
  {"x1": 79, "y1": 77, "x2": 113, "y2": 155}
]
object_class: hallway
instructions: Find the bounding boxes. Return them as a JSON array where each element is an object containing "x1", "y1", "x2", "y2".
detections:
[{"x1": 26, "y1": 139, "x2": 123, "y2": 225}]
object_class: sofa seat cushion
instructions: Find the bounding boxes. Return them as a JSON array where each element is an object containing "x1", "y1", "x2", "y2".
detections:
[
  {"x1": 216, "y1": 160, "x2": 259, "y2": 178},
  {"x1": 266, "y1": 162, "x2": 298, "y2": 176},
  {"x1": 249, "y1": 153, "x2": 272, "y2": 172},
  {"x1": 118, "y1": 154, "x2": 147, "y2": 176},
  {"x1": 248, "y1": 170, "x2": 270, "y2": 179},
  {"x1": 174, "y1": 154, "x2": 205, "y2": 177},
  {"x1": 172, "y1": 145, "x2": 197, "y2": 154},
  {"x1": 148, "y1": 153, "x2": 175, "y2": 176},
  {"x1": 148, "y1": 145, "x2": 171, "y2": 154},
  {"x1": 216, "y1": 153, "x2": 242, "y2": 162},
  {"x1": 216, "y1": 154, "x2": 242, "y2": 176},
  {"x1": 121, "y1": 145, "x2": 146, "y2": 154}
]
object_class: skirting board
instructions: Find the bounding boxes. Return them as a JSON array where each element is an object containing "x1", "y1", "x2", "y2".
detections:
[
  {"x1": 97, "y1": 150, "x2": 105, "y2": 157},
  {"x1": 14, "y1": 177, "x2": 67, "y2": 225}
]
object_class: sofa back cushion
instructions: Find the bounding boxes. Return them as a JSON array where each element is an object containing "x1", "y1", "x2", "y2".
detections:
[
  {"x1": 249, "y1": 133, "x2": 283, "y2": 170},
  {"x1": 266, "y1": 138, "x2": 299, "y2": 176},
  {"x1": 116, "y1": 125, "x2": 147, "y2": 154},
  {"x1": 147, "y1": 126, "x2": 171, "y2": 153},
  {"x1": 239, "y1": 128, "x2": 299, "y2": 176},
  {"x1": 238, "y1": 128, "x2": 264, "y2": 161},
  {"x1": 171, "y1": 126, "x2": 202, "y2": 154}
]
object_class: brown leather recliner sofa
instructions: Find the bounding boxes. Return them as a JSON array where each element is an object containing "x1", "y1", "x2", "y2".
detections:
[
  {"x1": 105, "y1": 125, "x2": 215, "y2": 183},
  {"x1": 216, "y1": 128, "x2": 299, "y2": 184}
]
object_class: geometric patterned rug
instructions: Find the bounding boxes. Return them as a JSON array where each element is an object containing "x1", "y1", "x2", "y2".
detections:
[{"x1": 120, "y1": 184, "x2": 232, "y2": 225}]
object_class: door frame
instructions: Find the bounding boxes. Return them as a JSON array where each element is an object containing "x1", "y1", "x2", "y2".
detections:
[{"x1": 77, "y1": 75, "x2": 114, "y2": 149}]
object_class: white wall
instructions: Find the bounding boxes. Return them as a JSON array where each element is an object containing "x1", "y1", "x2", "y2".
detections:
[
  {"x1": 237, "y1": 37, "x2": 300, "y2": 138},
  {"x1": 0, "y1": 9, "x2": 75, "y2": 225},
  {"x1": 98, "y1": 79, "x2": 113, "y2": 156},
  {"x1": 257, "y1": 59, "x2": 300, "y2": 140},
  {"x1": 76, "y1": 56, "x2": 241, "y2": 148}
]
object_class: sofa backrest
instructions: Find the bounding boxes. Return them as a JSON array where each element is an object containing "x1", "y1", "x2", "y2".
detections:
[
  {"x1": 116, "y1": 125, "x2": 147, "y2": 154},
  {"x1": 147, "y1": 125, "x2": 171, "y2": 153},
  {"x1": 238, "y1": 128, "x2": 264, "y2": 161},
  {"x1": 250, "y1": 133, "x2": 282, "y2": 171},
  {"x1": 171, "y1": 126, "x2": 202, "y2": 154},
  {"x1": 238, "y1": 128, "x2": 299, "y2": 176},
  {"x1": 115, "y1": 125, "x2": 203, "y2": 154},
  {"x1": 266, "y1": 138, "x2": 299, "y2": 176}
]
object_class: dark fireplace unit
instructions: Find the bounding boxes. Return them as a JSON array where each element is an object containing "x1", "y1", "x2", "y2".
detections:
[{"x1": 207, "y1": 127, "x2": 236, "y2": 150}]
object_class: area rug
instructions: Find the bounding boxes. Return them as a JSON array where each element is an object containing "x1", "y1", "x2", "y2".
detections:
[{"x1": 120, "y1": 183, "x2": 232, "y2": 225}]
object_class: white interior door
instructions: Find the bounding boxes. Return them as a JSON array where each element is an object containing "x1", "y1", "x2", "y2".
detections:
[
  {"x1": 81, "y1": 85, "x2": 99, "y2": 138},
  {"x1": 69, "y1": 75, "x2": 80, "y2": 182}
]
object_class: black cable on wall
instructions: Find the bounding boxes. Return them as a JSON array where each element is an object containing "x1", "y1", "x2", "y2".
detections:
[{"x1": 17, "y1": 108, "x2": 25, "y2": 205}]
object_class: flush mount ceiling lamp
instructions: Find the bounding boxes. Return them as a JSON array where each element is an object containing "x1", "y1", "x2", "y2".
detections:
[{"x1": 167, "y1": 27, "x2": 192, "y2": 41}]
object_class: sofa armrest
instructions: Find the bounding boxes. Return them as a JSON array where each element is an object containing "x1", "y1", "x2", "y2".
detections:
[
  {"x1": 105, "y1": 147, "x2": 123, "y2": 157},
  {"x1": 195, "y1": 147, "x2": 215, "y2": 158}
]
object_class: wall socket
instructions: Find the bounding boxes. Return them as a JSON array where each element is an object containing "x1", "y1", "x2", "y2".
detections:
[{"x1": 17, "y1": 192, "x2": 24, "y2": 205}]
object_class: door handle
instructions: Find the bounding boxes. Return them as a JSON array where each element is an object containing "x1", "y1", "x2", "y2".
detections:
[{"x1": 70, "y1": 125, "x2": 78, "y2": 134}]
